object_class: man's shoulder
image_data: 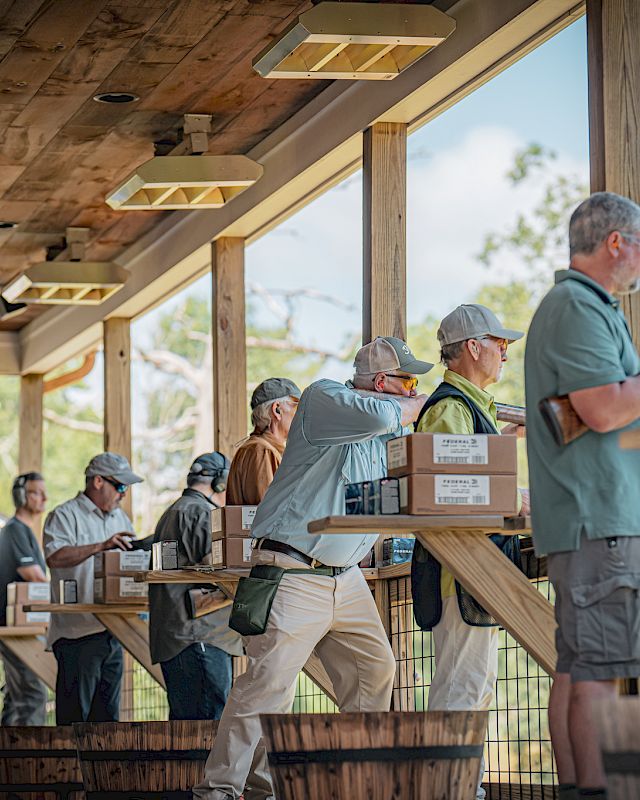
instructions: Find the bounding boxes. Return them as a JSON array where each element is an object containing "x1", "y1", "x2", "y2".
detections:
[
  {"x1": 47, "y1": 493, "x2": 86, "y2": 520},
  {"x1": 1, "y1": 516, "x2": 30, "y2": 538}
]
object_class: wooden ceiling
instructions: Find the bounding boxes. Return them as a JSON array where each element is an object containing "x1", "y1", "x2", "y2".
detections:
[{"x1": 0, "y1": 0, "x2": 329, "y2": 330}]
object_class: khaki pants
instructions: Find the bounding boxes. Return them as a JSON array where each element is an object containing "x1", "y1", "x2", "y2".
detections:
[
  {"x1": 193, "y1": 550, "x2": 396, "y2": 800},
  {"x1": 428, "y1": 595, "x2": 498, "y2": 800}
]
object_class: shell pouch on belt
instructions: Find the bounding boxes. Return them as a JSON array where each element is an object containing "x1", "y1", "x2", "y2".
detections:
[{"x1": 229, "y1": 564, "x2": 309, "y2": 636}]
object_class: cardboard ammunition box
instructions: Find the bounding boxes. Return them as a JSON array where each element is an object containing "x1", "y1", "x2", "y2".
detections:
[
  {"x1": 398, "y1": 473, "x2": 518, "y2": 515},
  {"x1": 94, "y1": 576, "x2": 148, "y2": 604},
  {"x1": 94, "y1": 550, "x2": 151, "y2": 576},
  {"x1": 345, "y1": 479, "x2": 400, "y2": 515},
  {"x1": 6, "y1": 605, "x2": 50, "y2": 626},
  {"x1": 152, "y1": 540, "x2": 178, "y2": 571},
  {"x1": 382, "y1": 537, "x2": 415, "y2": 566},
  {"x1": 6, "y1": 582, "x2": 50, "y2": 606},
  {"x1": 59, "y1": 579, "x2": 78, "y2": 604},
  {"x1": 210, "y1": 537, "x2": 253, "y2": 569},
  {"x1": 387, "y1": 434, "x2": 517, "y2": 477},
  {"x1": 211, "y1": 506, "x2": 257, "y2": 538}
]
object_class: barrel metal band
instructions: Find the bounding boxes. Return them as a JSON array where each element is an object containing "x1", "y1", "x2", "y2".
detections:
[
  {"x1": 0, "y1": 748, "x2": 77, "y2": 758},
  {"x1": 268, "y1": 744, "x2": 483, "y2": 766},
  {"x1": 603, "y1": 752, "x2": 640, "y2": 775},
  {"x1": 80, "y1": 749, "x2": 209, "y2": 762},
  {"x1": 86, "y1": 791, "x2": 192, "y2": 800}
]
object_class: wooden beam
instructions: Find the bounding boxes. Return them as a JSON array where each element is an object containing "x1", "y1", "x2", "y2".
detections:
[
  {"x1": 19, "y1": 373, "x2": 43, "y2": 474},
  {"x1": 103, "y1": 318, "x2": 132, "y2": 517},
  {"x1": 363, "y1": 122, "x2": 407, "y2": 343},
  {"x1": 588, "y1": 0, "x2": 640, "y2": 344},
  {"x1": 94, "y1": 612, "x2": 165, "y2": 689},
  {"x1": 212, "y1": 238, "x2": 247, "y2": 458},
  {"x1": 0, "y1": 627, "x2": 57, "y2": 691}
]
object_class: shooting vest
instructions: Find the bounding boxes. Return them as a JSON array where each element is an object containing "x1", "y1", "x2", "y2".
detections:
[{"x1": 411, "y1": 381, "x2": 522, "y2": 629}]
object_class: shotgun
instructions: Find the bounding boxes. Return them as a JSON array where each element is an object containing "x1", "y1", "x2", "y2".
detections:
[
  {"x1": 538, "y1": 395, "x2": 588, "y2": 446},
  {"x1": 496, "y1": 403, "x2": 526, "y2": 426}
]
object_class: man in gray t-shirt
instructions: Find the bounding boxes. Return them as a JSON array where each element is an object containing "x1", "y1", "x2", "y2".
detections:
[
  {"x1": 44, "y1": 452, "x2": 142, "y2": 724},
  {"x1": 149, "y1": 452, "x2": 243, "y2": 721},
  {"x1": 0, "y1": 472, "x2": 48, "y2": 725}
]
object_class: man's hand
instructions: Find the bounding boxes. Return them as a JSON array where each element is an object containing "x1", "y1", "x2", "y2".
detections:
[
  {"x1": 501, "y1": 423, "x2": 526, "y2": 439},
  {"x1": 103, "y1": 532, "x2": 135, "y2": 551},
  {"x1": 518, "y1": 488, "x2": 530, "y2": 516},
  {"x1": 394, "y1": 394, "x2": 429, "y2": 427}
]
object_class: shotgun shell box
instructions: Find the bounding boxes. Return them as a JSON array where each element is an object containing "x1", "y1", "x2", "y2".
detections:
[
  {"x1": 210, "y1": 537, "x2": 253, "y2": 569},
  {"x1": 382, "y1": 537, "x2": 415, "y2": 566},
  {"x1": 59, "y1": 579, "x2": 78, "y2": 604},
  {"x1": 94, "y1": 576, "x2": 148, "y2": 604},
  {"x1": 6, "y1": 605, "x2": 50, "y2": 626},
  {"x1": 211, "y1": 506, "x2": 257, "y2": 538},
  {"x1": 6, "y1": 582, "x2": 50, "y2": 606},
  {"x1": 345, "y1": 479, "x2": 400, "y2": 515},
  {"x1": 94, "y1": 550, "x2": 151, "y2": 576},
  {"x1": 152, "y1": 541, "x2": 178, "y2": 571},
  {"x1": 398, "y1": 474, "x2": 518, "y2": 515},
  {"x1": 387, "y1": 433, "x2": 517, "y2": 477}
]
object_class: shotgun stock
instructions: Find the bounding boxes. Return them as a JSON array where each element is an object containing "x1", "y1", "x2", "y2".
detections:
[{"x1": 538, "y1": 395, "x2": 588, "y2": 446}]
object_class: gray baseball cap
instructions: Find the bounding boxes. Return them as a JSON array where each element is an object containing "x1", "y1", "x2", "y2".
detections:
[
  {"x1": 354, "y1": 336, "x2": 433, "y2": 376},
  {"x1": 85, "y1": 452, "x2": 143, "y2": 485},
  {"x1": 437, "y1": 304, "x2": 524, "y2": 347},
  {"x1": 251, "y1": 377, "x2": 302, "y2": 410}
]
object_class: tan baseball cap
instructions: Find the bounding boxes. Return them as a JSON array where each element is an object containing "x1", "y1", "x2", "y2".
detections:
[
  {"x1": 354, "y1": 336, "x2": 433, "y2": 376},
  {"x1": 85, "y1": 452, "x2": 143, "y2": 485},
  {"x1": 437, "y1": 304, "x2": 524, "y2": 347}
]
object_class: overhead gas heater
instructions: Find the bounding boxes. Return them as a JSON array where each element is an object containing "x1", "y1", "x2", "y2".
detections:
[
  {"x1": 252, "y1": 2, "x2": 456, "y2": 81},
  {"x1": 1, "y1": 228, "x2": 128, "y2": 306},
  {"x1": 106, "y1": 114, "x2": 263, "y2": 211}
]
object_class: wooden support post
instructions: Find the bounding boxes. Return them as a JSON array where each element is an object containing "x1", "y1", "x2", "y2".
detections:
[
  {"x1": 587, "y1": 0, "x2": 640, "y2": 344},
  {"x1": 363, "y1": 122, "x2": 407, "y2": 343},
  {"x1": 19, "y1": 374, "x2": 44, "y2": 474},
  {"x1": 103, "y1": 318, "x2": 132, "y2": 517},
  {"x1": 212, "y1": 238, "x2": 247, "y2": 457},
  {"x1": 103, "y1": 318, "x2": 134, "y2": 718}
]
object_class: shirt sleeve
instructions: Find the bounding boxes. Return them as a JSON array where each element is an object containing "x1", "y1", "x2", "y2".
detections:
[
  {"x1": 554, "y1": 296, "x2": 629, "y2": 395},
  {"x1": 8, "y1": 525, "x2": 37, "y2": 568},
  {"x1": 180, "y1": 508, "x2": 212, "y2": 564},
  {"x1": 43, "y1": 507, "x2": 78, "y2": 559},
  {"x1": 303, "y1": 383, "x2": 403, "y2": 446},
  {"x1": 416, "y1": 397, "x2": 475, "y2": 435}
]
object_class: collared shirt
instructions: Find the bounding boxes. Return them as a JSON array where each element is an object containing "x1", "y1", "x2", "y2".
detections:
[
  {"x1": 148, "y1": 488, "x2": 243, "y2": 663},
  {"x1": 525, "y1": 268, "x2": 640, "y2": 556},
  {"x1": 0, "y1": 517, "x2": 46, "y2": 626},
  {"x1": 43, "y1": 492, "x2": 134, "y2": 646},
  {"x1": 251, "y1": 379, "x2": 404, "y2": 567},
  {"x1": 416, "y1": 370, "x2": 498, "y2": 597},
  {"x1": 226, "y1": 431, "x2": 285, "y2": 505}
]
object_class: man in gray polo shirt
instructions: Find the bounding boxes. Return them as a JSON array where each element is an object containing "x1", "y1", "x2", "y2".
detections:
[
  {"x1": 44, "y1": 452, "x2": 142, "y2": 724},
  {"x1": 525, "y1": 192, "x2": 640, "y2": 800}
]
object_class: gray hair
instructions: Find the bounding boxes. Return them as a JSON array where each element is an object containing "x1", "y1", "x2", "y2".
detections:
[
  {"x1": 569, "y1": 192, "x2": 640, "y2": 258},
  {"x1": 440, "y1": 340, "x2": 465, "y2": 366},
  {"x1": 251, "y1": 395, "x2": 289, "y2": 434}
]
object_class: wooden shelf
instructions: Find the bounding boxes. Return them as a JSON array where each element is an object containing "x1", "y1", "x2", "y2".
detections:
[
  {"x1": 308, "y1": 514, "x2": 531, "y2": 535},
  {"x1": 0, "y1": 625, "x2": 47, "y2": 637},
  {"x1": 23, "y1": 603, "x2": 148, "y2": 614}
]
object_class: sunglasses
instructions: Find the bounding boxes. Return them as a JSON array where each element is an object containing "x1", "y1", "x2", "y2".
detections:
[
  {"x1": 476, "y1": 336, "x2": 509, "y2": 353},
  {"x1": 378, "y1": 373, "x2": 419, "y2": 391},
  {"x1": 102, "y1": 476, "x2": 128, "y2": 494}
]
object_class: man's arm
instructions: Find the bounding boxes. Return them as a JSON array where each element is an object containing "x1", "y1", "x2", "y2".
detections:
[
  {"x1": 17, "y1": 564, "x2": 47, "y2": 582},
  {"x1": 46, "y1": 533, "x2": 134, "y2": 569},
  {"x1": 569, "y1": 375, "x2": 640, "y2": 433}
]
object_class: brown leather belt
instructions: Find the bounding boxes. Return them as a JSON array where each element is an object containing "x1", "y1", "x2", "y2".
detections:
[{"x1": 256, "y1": 538, "x2": 352, "y2": 575}]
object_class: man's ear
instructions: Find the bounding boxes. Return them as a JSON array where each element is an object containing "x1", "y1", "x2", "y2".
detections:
[
  {"x1": 466, "y1": 339, "x2": 480, "y2": 362},
  {"x1": 272, "y1": 401, "x2": 282, "y2": 419},
  {"x1": 606, "y1": 230, "x2": 622, "y2": 257},
  {"x1": 373, "y1": 372, "x2": 386, "y2": 392}
]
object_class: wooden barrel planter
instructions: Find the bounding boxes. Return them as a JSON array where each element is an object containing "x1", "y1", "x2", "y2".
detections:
[
  {"x1": 0, "y1": 725, "x2": 84, "y2": 800},
  {"x1": 260, "y1": 710, "x2": 488, "y2": 800},
  {"x1": 592, "y1": 695, "x2": 640, "y2": 800},
  {"x1": 73, "y1": 721, "x2": 217, "y2": 800}
]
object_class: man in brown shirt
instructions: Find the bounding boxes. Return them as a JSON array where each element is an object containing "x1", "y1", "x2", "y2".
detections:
[{"x1": 226, "y1": 377, "x2": 301, "y2": 505}]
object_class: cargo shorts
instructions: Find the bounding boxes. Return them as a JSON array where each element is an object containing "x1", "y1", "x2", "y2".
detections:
[{"x1": 547, "y1": 533, "x2": 640, "y2": 682}]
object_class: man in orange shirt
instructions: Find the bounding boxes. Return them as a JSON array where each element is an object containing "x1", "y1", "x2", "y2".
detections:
[{"x1": 226, "y1": 378, "x2": 301, "y2": 505}]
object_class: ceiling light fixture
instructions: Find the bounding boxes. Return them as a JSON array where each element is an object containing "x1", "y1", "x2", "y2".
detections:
[
  {"x1": 2, "y1": 262, "x2": 128, "y2": 306},
  {"x1": 93, "y1": 91, "x2": 140, "y2": 104},
  {"x1": 252, "y1": 2, "x2": 455, "y2": 80}
]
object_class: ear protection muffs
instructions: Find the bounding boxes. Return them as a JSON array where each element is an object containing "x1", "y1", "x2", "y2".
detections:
[
  {"x1": 12, "y1": 475, "x2": 27, "y2": 509},
  {"x1": 189, "y1": 453, "x2": 231, "y2": 494}
]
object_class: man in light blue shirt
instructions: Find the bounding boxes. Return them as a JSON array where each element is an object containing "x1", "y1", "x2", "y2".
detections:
[{"x1": 194, "y1": 336, "x2": 432, "y2": 800}]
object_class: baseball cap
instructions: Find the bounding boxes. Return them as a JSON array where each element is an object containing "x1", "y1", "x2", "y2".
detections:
[
  {"x1": 437, "y1": 304, "x2": 524, "y2": 347},
  {"x1": 354, "y1": 336, "x2": 433, "y2": 376},
  {"x1": 188, "y1": 451, "x2": 230, "y2": 477},
  {"x1": 85, "y1": 452, "x2": 143, "y2": 485},
  {"x1": 251, "y1": 377, "x2": 301, "y2": 410}
]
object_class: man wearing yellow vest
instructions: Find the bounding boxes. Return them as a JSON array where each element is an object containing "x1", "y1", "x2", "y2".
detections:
[{"x1": 411, "y1": 304, "x2": 526, "y2": 800}]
